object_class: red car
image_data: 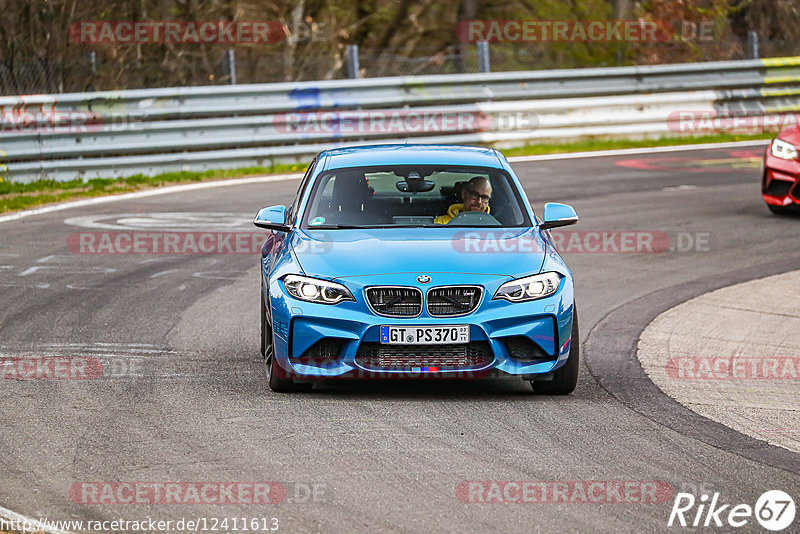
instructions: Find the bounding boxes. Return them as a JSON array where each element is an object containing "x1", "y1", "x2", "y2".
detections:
[{"x1": 763, "y1": 125, "x2": 800, "y2": 214}]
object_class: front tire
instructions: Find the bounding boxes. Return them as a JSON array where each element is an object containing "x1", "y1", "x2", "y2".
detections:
[
  {"x1": 533, "y1": 308, "x2": 579, "y2": 395},
  {"x1": 264, "y1": 349, "x2": 311, "y2": 393},
  {"x1": 766, "y1": 204, "x2": 800, "y2": 216},
  {"x1": 260, "y1": 283, "x2": 269, "y2": 358},
  {"x1": 264, "y1": 328, "x2": 312, "y2": 394},
  {"x1": 261, "y1": 281, "x2": 311, "y2": 392},
  {"x1": 266, "y1": 350, "x2": 311, "y2": 393},
  {"x1": 768, "y1": 204, "x2": 788, "y2": 215}
]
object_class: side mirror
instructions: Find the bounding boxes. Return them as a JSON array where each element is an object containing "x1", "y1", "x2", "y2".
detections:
[
  {"x1": 540, "y1": 202, "x2": 578, "y2": 230},
  {"x1": 254, "y1": 205, "x2": 290, "y2": 232}
]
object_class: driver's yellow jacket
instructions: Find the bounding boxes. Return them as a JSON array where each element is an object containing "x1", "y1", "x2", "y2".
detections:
[{"x1": 433, "y1": 203, "x2": 491, "y2": 225}]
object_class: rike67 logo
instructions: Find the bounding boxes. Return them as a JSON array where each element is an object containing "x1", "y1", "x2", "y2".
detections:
[{"x1": 669, "y1": 490, "x2": 795, "y2": 531}]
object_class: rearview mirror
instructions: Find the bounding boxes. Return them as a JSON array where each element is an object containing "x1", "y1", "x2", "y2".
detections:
[
  {"x1": 396, "y1": 171, "x2": 435, "y2": 193},
  {"x1": 254, "y1": 205, "x2": 290, "y2": 232},
  {"x1": 540, "y1": 203, "x2": 578, "y2": 230}
]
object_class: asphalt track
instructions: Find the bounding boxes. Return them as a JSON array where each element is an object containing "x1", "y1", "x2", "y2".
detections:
[{"x1": 1, "y1": 144, "x2": 798, "y2": 533}]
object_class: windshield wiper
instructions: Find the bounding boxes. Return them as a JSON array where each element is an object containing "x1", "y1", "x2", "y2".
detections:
[
  {"x1": 307, "y1": 224, "x2": 382, "y2": 229},
  {"x1": 309, "y1": 224, "x2": 445, "y2": 229}
]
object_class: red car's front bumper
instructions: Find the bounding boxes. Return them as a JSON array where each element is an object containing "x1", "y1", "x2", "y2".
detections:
[{"x1": 763, "y1": 137, "x2": 800, "y2": 208}]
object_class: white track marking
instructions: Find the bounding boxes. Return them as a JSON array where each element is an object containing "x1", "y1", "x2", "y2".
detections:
[
  {"x1": 505, "y1": 139, "x2": 769, "y2": 162},
  {"x1": 192, "y1": 270, "x2": 243, "y2": 280},
  {"x1": 64, "y1": 282, "x2": 124, "y2": 290},
  {"x1": 663, "y1": 185, "x2": 699, "y2": 191},
  {"x1": 137, "y1": 257, "x2": 181, "y2": 264},
  {"x1": 18, "y1": 266, "x2": 116, "y2": 277},
  {"x1": 0, "y1": 173, "x2": 303, "y2": 224},
  {"x1": 150, "y1": 269, "x2": 181, "y2": 279},
  {"x1": 16, "y1": 267, "x2": 41, "y2": 277},
  {"x1": 0, "y1": 282, "x2": 50, "y2": 289},
  {"x1": 64, "y1": 212, "x2": 253, "y2": 231}
]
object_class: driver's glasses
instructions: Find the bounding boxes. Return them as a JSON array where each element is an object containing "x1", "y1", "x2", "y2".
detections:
[{"x1": 466, "y1": 188, "x2": 491, "y2": 204}]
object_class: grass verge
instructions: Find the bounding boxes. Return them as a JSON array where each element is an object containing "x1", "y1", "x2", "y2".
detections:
[
  {"x1": 0, "y1": 132, "x2": 774, "y2": 215},
  {"x1": 0, "y1": 163, "x2": 306, "y2": 214},
  {"x1": 500, "y1": 132, "x2": 773, "y2": 157}
]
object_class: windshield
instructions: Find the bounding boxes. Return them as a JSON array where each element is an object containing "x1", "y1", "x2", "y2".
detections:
[{"x1": 300, "y1": 165, "x2": 531, "y2": 229}]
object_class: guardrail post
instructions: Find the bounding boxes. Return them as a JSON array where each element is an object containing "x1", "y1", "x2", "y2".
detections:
[
  {"x1": 227, "y1": 49, "x2": 237, "y2": 85},
  {"x1": 477, "y1": 41, "x2": 490, "y2": 73},
  {"x1": 346, "y1": 44, "x2": 360, "y2": 79},
  {"x1": 83, "y1": 51, "x2": 97, "y2": 92},
  {"x1": 746, "y1": 31, "x2": 760, "y2": 59}
]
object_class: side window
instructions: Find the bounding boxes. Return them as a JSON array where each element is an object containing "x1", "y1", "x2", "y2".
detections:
[{"x1": 287, "y1": 158, "x2": 316, "y2": 225}]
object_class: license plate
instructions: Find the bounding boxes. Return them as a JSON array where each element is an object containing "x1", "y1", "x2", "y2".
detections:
[{"x1": 380, "y1": 325, "x2": 469, "y2": 345}]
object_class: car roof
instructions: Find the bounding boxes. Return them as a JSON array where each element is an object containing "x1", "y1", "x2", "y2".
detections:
[{"x1": 318, "y1": 144, "x2": 503, "y2": 170}]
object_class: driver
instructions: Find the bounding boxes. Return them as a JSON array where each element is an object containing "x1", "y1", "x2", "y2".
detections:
[{"x1": 434, "y1": 176, "x2": 492, "y2": 224}]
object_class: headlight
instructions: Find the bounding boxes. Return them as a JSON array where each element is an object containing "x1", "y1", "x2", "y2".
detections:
[
  {"x1": 770, "y1": 138, "x2": 798, "y2": 160},
  {"x1": 282, "y1": 274, "x2": 355, "y2": 305},
  {"x1": 493, "y1": 272, "x2": 562, "y2": 302}
]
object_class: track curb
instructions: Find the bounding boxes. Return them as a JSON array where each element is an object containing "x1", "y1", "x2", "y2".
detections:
[{"x1": 584, "y1": 256, "x2": 800, "y2": 475}]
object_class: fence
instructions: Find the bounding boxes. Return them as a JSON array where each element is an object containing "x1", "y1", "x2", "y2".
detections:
[
  {"x1": 3, "y1": 27, "x2": 798, "y2": 95},
  {"x1": 1, "y1": 56, "x2": 799, "y2": 182}
]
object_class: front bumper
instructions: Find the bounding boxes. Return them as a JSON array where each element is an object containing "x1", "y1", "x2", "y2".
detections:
[
  {"x1": 266, "y1": 273, "x2": 575, "y2": 380},
  {"x1": 763, "y1": 149, "x2": 800, "y2": 207}
]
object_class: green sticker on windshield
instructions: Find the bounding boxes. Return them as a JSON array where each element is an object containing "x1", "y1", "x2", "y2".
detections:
[{"x1": 310, "y1": 217, "x2": 325, "y2": 226}]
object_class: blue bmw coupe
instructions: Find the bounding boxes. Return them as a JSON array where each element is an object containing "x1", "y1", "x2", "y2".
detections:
[{"x1": 255, "y1": 144, "x2": 579, "y2": 393}]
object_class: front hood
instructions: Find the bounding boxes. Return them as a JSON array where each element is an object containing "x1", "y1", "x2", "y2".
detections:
[
  {"x1": 778, "y1": 125, "x2": 800, "y2": 146},
  {"x1": 289, "y1": 227, "x2": 546, "y2": 279}
]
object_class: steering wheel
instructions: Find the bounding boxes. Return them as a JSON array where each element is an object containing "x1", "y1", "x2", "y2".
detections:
[{"x1": 447, "y1": 211, "x2": 501, "y2": 226}]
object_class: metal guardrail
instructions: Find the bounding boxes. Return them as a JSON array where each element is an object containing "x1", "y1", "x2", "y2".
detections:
[
  {"x1": 2, "y1": 58, "x2": 795, "y2": 118},
  {"x1": 1, "y1": 57, "x2": 799, "y2": 182}
]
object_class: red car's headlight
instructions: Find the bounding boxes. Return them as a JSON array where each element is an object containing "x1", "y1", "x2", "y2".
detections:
[{"x1": 770, "y1": 138, "x2": 799, "y2": 160}]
